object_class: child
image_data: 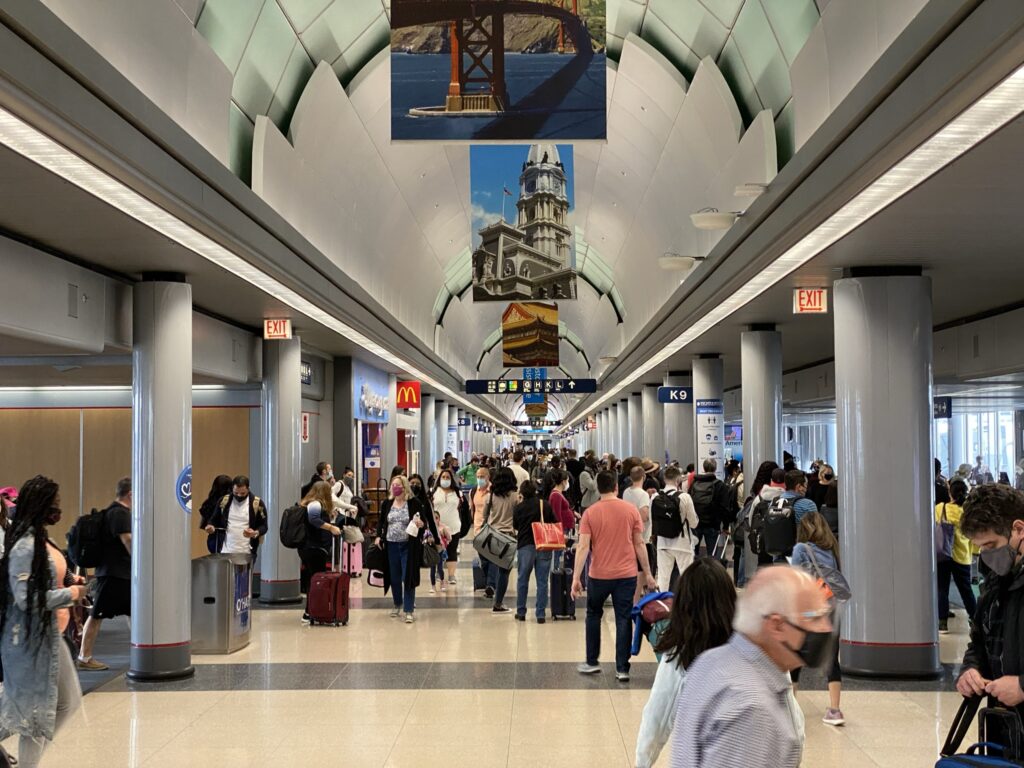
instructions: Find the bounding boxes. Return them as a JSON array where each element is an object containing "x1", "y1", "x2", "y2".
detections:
[{"x1": 430, "y1": 511, "x2": 452, "y2": 594}]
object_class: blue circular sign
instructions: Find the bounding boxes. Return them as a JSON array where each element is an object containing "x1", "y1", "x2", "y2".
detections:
[{"x1": 176, "y1": 464, "x2": 192, "y2": 514}]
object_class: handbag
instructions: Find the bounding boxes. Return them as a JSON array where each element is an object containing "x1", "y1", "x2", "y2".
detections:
[
  {"x1": 803, "y1": 545, "x2": 853, "y2": 604},
  {"x1": 532, "y1": 498, "x2": 566, "y2": 552},
  {"x1": 342, "y1": 525, "x2": 365, "y2": 544},
  {"x1": 473, "y1": 496, "x2": 517, "y2": 569},
  {"x1": 936, "y1": 504, "x2": 955, "y2": 562},
  {"x1": 422, "y1": 542, "x2": 441, "y2": 568},
  {"x1": 364, "y1": 543, "x2": 387, "y2": 573}
]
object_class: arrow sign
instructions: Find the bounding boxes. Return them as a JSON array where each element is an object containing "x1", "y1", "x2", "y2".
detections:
[{"x1": 658, "y1": 386, "x2": 694, "y2": 404}]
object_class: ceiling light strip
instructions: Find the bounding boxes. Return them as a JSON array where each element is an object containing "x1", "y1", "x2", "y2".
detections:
[
  {"x1": 0, "y1": 107, "x2": 514, "y2": 432},
  {"x1": 558, "y1": 63, "x2": 1024, "y2": 434}
]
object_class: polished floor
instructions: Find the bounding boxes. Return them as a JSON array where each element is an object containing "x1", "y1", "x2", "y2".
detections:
[{"x1": 3, "y1": 556, "x2": 973, "y2": 768}]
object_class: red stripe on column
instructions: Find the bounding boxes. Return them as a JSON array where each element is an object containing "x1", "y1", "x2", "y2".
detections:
[{"x1": 840, "y1": 640, "x2": 938, "y2": 648}]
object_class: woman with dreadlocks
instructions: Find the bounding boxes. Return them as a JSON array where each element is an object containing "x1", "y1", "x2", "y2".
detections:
[{"x1": 0, "y1": 475, "x2": 87, "y2": 767}]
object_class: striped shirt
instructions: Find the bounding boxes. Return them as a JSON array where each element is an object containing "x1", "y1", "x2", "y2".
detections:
[{"x1": 670, "y1": 633, "x2": 804, "y2": 768}]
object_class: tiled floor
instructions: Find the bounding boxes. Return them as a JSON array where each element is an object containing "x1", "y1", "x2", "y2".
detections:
[{"x1": 2, "y1": 560, "x2": 976, "y2": 767}]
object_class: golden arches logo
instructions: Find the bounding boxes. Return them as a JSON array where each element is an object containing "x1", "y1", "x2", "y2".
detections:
[{"x1": 396, "y1": 382, "x2": 421, "y2": 409}]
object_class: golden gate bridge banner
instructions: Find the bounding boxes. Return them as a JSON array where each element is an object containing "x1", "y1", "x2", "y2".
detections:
[{"x1": 390, "y1": 0, "x2": 607, "y2": 141}]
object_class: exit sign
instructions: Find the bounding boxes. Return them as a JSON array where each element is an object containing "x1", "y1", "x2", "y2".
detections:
[
  {"x1": 793, "y1": 288, "x2": 828, "y2": 314},
  {"x1": 264, "y1": 318, "x2": 292, "y2": 339}
]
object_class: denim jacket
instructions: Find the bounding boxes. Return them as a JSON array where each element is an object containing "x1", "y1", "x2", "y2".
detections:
[{"x1": 0, "y1": 530, "x2": 74, "y2": 741}]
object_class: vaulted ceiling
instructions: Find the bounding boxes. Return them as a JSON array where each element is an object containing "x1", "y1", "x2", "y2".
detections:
[{"x1": 36, "y1": 0, "x2": 930, "y2": 419}]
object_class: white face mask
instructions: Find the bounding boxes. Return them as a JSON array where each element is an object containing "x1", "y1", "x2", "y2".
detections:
[{"x1": 440, "y1": 478, "x2": 452, "y2": 489}]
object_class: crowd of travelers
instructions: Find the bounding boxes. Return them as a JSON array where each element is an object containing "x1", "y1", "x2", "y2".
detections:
[{"x1": 3, "y1": 445, "x2": 1024, "y2": 767}]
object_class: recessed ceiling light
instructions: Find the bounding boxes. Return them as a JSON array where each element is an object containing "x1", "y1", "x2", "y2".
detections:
[{"x1": 599, "y1": 356, "x2": 617, "y2": 364}]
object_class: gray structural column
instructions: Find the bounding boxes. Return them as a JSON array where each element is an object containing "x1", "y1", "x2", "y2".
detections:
[
  {"x1": 692, "y1": 357, "x2": 724, "y2": 478},
  {"x1": 434, "y1": 400, "x2": 447, "y2": 464},
  {"x1": 835, "y1": 272, "x2": 939, "y2": 676},
  {"x1": 447, "y1": 404, "x2": 458, "y2": 459},
  {"x1": 608, "y1": 404, "x2": 619, "y2": 458},
  {"x1": 663, "y1": 371, "x2": 693, "y2": 466},
  {"x1": 128, "y1": 278, "x2": 194, "y2": 681},
  {"x1": 597, "y1": 410, "x2": 605, "y2": 451},
  {"x1": 259, "y1": 337, "x2": 303, "y2": 604},
  {"x1": 421, "y1": 394, "x2": 435, "y2": 474},
  {"x1": 642, "y1": 384, "x2": 664, "y2": 462},
  {"x1": 629, "y1": 392, "x2": 643, "y2": 459},
  {"x1": 618, "y1": 399, "x2": 630, "y2": 456},
  {"x1": 741, "y1": 329, "x2": 783, "y2": 477},
  {"x1": 740, "y1": 329, "x2": 783, "y2": 581},
  {"x1": 384, "y1": 375, "x2": 398, "y2": 473}
]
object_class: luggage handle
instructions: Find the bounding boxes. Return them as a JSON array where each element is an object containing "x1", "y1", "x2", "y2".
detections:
[{"x1": 941, "y1": 696, "x2": 983, "y2": 757}]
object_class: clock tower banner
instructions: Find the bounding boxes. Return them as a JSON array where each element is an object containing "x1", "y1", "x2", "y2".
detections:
[{"x1": 470, "y1": 144, "x2": 578, "y2": 303}]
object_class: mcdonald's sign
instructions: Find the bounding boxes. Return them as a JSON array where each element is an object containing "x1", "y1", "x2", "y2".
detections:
[{"x1": 396, "y1": 380, "x2": 421, "y2": 409}]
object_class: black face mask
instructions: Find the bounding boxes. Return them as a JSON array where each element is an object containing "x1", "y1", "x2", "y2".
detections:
[
  {"x1": 234, "y1": 494, "x2": 248, "y2": 503},
  {"x1": 823, "y1": 472, "x2": 834, "y2": 481},
  {"x1": 783, "y1": 618, "x2": 835, "y2": 668},
  {"x1": 44, "y1": 506, "x2": 63, "y2": 526}
]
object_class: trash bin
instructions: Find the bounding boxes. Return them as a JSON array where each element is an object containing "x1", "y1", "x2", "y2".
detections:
[{"x1": 191, "y1": 553, "x2": 252, "y2": 654}]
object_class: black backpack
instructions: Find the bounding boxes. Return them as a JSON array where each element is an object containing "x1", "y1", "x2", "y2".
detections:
[
  {"x1": 66, "y1": 508, "x2": 108, "y2": 569},
  {"x1": 763, "y1": 496, "x2": 798, "y2": 556},
  {"x1": 279, "y1": 504, "x2": 308, "y2": 549},
  {"x1": 748, "y1": 498, "x2": 774, "y2": 556},
  {"x1": 651, "y1": 491, "x2": 688, "y2": 540}
]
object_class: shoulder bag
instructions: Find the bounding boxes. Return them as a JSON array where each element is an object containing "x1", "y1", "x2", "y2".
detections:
[
  {"x1": 803, "y1": 545, "x2": 853, "y2": 604},
  {"x1": 473, "y1": 495, "x2": 517, "y2": 569},
  {"x1": 532, "y1": 498, "x2": 566, "y2": 552},
  {"x1": 936, "y1": 503, "x2": 955, "y2": 562}
]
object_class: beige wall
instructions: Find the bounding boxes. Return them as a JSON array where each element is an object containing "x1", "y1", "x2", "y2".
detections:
[{"x1": 0, "y1": 407, "x2": 250, "y2": 559}]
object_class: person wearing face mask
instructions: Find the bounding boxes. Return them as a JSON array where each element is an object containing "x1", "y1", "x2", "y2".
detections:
[
  {"x1": 669, "y1": 565, "x2": 832, "y2": 768},
  {"x1": 374, "y1": 475, "x2": 439, "y2": 623},
  {"x1": 956, "y1": 484, "x2": 1024, "y2": 742},
  {"x1": 77, "y1": 477, "x2": 133, "y2": 672},
  {"x1": 201, "y1": 475, "x2": 268, "y2": 557},
  {"x1": 936, "y1": 478, "x2": 977, "y2": 634},
  {"x1": 0, "y1": 475, "x2": 88, "y2": 768},
  {"x1": 432, "y1": 469, "x2": 468, "y2": 586}
]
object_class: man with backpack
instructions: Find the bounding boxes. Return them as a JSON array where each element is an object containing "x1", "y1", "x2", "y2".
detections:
[
  {"x1": 201, "y1": 475, "x2": 268, "y2": 556},
  {"x1": 77, "y1": 477, "x2": 132, "y2": 671},
  {"x1": 690, "y1": 459, "x2": 729, "y2": 563},
  {"x1": 652, "y1": 466, "x2": 699, "y2": 592}
]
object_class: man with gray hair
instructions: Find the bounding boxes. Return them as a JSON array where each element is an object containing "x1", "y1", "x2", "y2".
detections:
[{"x1": 669, "y1": 565, "x2": 833, "y2": 768}]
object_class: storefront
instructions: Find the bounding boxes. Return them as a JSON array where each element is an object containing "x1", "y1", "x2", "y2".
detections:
[{"x1": 352, "y1": 360, "x2": 390, "y2": 496}]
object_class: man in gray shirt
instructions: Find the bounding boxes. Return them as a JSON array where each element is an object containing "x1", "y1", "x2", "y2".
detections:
[{"x1": 670, "y1": 565, "x2": 833, "y2": 768}]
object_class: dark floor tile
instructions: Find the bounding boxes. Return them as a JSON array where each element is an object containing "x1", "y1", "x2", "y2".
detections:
[
  {"x1": 330, "y1": 662, "x2": 432, "y2": 690},
  {"x1": 423, "y1": 662, "x2": 517, "y2": 689}
]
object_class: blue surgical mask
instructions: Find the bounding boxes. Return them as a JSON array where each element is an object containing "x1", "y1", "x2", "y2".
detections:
[{"x1": 477, "y1": 478, "x2": 487, "y2": 489}]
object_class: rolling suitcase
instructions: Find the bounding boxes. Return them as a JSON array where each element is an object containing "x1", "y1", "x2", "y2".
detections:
[
  {"x1": 473, "y1": 557, "x2": 488, "y2": 591},
  {"x1": 550, "y1": 559, "x2": 576, "y2": 620},
  {"x1": 308, "y1": 539, "x2": 350, "y2": 626}
]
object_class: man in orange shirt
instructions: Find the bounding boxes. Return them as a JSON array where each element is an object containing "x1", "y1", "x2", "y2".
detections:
[{"x1": 572, "y1": 470, "x2": 657, "y2": 681}]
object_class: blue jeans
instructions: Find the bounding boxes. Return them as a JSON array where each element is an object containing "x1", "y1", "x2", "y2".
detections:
[
  {"x1": 585, "y1": 576, "x2": 637, "y2": 673},
  {"x1": 516, "y1": 545, "x2": 552, "y2": 618},
  {"x1": 493, "y1": 564, "x2": 511, "y2": 606},
  {"x1": 387, "y1": 540, "x2": 416, "y2": 613}
]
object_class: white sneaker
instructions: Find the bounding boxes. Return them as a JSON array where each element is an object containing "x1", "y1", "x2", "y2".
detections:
[
  {"x1": 404, "y1": 613, "x2": 415, "y2": 624},
  {"x1": 441, "y1": 583, "x2": 447, "y2": 592},
  {"x1": 429, "y1": 587, "x2": 436, "y2": 594},
  {"x1": 389, "y1": 607, "x2": 400, "y2": 618}
]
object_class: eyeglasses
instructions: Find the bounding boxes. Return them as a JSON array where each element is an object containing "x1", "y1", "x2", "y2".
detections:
[{"x1": 764, "y1": 606, "x2": 833, "y2": 622}]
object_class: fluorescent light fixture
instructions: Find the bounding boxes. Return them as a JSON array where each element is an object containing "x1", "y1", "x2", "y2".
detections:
[
  {"x1": 0, "y1": 108, "x2": 516, "y2": 434},
  {"x1": 659, "y1": 253, "x2": 705, "y2": 271},
  {"x1": 556, "y1": 62, "x2": 1024, "y2": 435},
  {"x1": 734, "y1": 183, "x2": 768, "y2": 198}
]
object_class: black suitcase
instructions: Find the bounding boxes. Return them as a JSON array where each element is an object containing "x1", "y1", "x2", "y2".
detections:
[
  {"x1": 550, "y1": 567, "x2": 576, "y2": 620},
  {"x1": 473, "y1": 558, "x2": 487, "y2": 591}
]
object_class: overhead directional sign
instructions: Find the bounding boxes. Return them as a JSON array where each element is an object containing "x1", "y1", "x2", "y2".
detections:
[
  {"x1": 512, "y1": 420, "x2": 563, "y2": 428},
  {"x1": 457, "y1": 416, "x2": 471, "y2": 426},
  {"x1": 523, "y1": 367, "x2": 547, "y2": 404},
  {"x1": 658, "y1": 386, "x2": 694, "y2": 404},
  {"x1": 934, "y1": 397, "x2": 952, "y2": 419},
  {"x1": 465, "y1": 378, "x2": 598, "y2": 395}
]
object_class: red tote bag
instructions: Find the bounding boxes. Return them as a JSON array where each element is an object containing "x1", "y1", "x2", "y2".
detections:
[{"x1": 532, "y1": 499, "x2": 566, "y2": 552}]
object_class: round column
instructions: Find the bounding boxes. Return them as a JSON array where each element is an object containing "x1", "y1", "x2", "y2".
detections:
[
  {"x1": 259, "y1": 336, "x2": 303, "y2": 604},
  {"x1": 741, "y1": 329, "x2": 783, "y2": 477},
  {"x1": 629, "y1": 392, "x2": 643, "y2": 459},
  {"x1": 606, "y1": 405, "x2": 614, "y2": 460},
  {"x1": 664, "y1": 371, "x2": 693, "y2": 467},
  {"x1": 447, "y1": 405, "x2": 458, "y2": 460},
  {"x1": 434, "y1": 400, "x2": 447, "y2": 466},
  {"x1": 598, "y1": 410, "x2": 606, "y2": 452},
  {"x1": 642, "y1": 384, "x2": 664, "y2": 463},
  {"x1": 421, "y1": 394, "x2": 435, "y2": 475},
  {"x1": 692, "y1": 357, "x2": 724, "y2": 479},
  {"x1": 618, "y1": 399, "x2": 630, "y2": 456},
  {"x1": 740, "y1": 329, "x2": 783, "y2": 581},
  {"x1": 129, "y1": 278, "x2": 194, "y2": 680},
  {"x1": 835, "y1": 272, "x2": 939, "y2": 676}
]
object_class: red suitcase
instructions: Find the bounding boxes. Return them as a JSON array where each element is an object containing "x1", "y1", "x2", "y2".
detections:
[{"x1": 308, "y1": 539, "x2": 350, "y2": 626}]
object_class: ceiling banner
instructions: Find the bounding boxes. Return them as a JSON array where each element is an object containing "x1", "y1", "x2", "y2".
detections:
[
  {"x1": 502, "y1": 301, "x2": 559, "y2": 368},
  {"x1": 471, "y1": 144, "x2": 578, "y2": 302},
  {"x1": 389, "y1": 0, "x2": 606, "y2": 141}
]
